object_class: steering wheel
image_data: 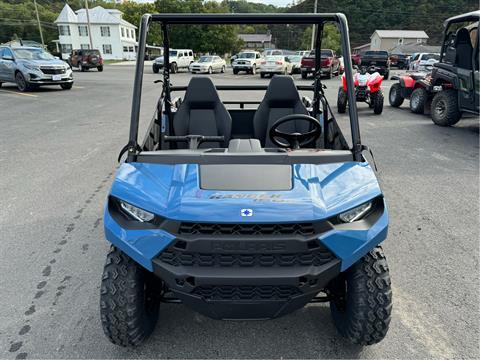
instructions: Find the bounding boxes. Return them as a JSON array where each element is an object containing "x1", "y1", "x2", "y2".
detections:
[{"x1": 268, "y1": 114, "x2": 321, "y2": 150}]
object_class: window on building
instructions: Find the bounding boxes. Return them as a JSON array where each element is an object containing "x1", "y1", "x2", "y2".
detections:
[
  {"x1": 417, "y1": 38, "x2": 423, "y2": 43},
  {"x1": 78, "y1": 25, "x2": 88, "y2": 37},
  {"x1": 129, "y1": 46, "x2": 134, "y2": 52},
  {"x1": 60, "y1": 44, "x2": 72, "y2": 53},
  {"x1": 100, "y1": 26, "x2": 111, "y2": 37},
  {"x1": 130, "y1": 29, "x2": 134, "y2": 38},
  {"x1": 123, "y1": 46, "x2": 129, "y2": 52},
  {"x1": 398, "y1": 38, "x2": 404, "y2": 44},
  {"x1": 81, "y1": 44, "x2": 90, "y2": 50},
  {"x1": 58, "y1": 25, "x2": 71, "y2": 36},
  {"x1": 121, "y1": 28, "x2": 125, "y2": 37},
  {"x1": 102, "y1": 44, "x2": 112, "y2": 54}
]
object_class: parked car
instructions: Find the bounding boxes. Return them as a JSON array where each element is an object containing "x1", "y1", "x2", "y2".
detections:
[
  {"x1": 152, "y1": 49, "x2": 194, "y2": 73},
  {"x1": 301, "y1": 49, "x2": 341, "y2": 79},
  {"x1": 189, "y1": 55, "x2": 226, "y2": 74},
  {"x1": 389, "y1": 54, "x2": 409, "y2": 69},
  {"x1": 286, "y1": 54, "x2": 303, "y2": 74},
  {"x1": 232, "y1": 51, "x2": 263, "y2": 74},
  {"x1": 259, "y1": 55, "x2": 294, "y2": 77},
  {"x1": 0, "y1": 45, "x2": 73, "y2": 91},
  {"x1": 360, "y1": 50, "x2": 390, "y2": 79},
  {"x1": 296, "y1": 50, "x2": 310, "y2": 57},
  {"x1": 68, "y1": 49, "x2": 103, "y2": 72},
  {"x1": 408, "y1": 53, "x2": 440, "y2": 71}
]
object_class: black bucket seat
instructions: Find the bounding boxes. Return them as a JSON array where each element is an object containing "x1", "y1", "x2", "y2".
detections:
[
  {"x1": 174, "y1": 77, "x2": 232, "y2": 148},
  {"x1": 253, "y1": 76, "x2": 311, "y2": 147}
]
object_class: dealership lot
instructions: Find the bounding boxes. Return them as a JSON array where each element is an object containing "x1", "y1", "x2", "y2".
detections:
[{"x1": 0, "y1": 65, "x2": 478, "y2": 359}]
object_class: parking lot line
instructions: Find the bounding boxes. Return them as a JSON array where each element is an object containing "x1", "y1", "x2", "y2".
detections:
[{"x1": 0, "y1": 89, "x2": 38, "y2": 98}]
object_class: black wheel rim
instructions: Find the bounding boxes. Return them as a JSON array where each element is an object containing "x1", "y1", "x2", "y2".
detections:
[
  {"x1": 16, "y1": 73, "x2": 26, "y2": 91},
  {"x1": 435, "y1": 99, "x2": 446, "y2": 117}
]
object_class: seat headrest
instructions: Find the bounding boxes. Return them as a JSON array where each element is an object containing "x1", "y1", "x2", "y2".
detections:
[
  {"x1": 455, "y1": 28, "x2": 471, "y2": 45},
  {"x1": 264, "y1": 76, "x2": 301, "y2": 107},
  {"x1": 183, "y1": 77, "x2": 220, "y2": 109}
]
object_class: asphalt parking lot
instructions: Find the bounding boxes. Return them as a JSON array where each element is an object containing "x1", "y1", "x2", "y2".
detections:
[{"x1": 0, "y1": 65, "x2": 479, "y2": 359}]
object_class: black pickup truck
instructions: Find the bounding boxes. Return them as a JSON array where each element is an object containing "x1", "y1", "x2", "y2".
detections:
[{"x1": 360, "y1": 50, "x2": 390, "y2": 79}]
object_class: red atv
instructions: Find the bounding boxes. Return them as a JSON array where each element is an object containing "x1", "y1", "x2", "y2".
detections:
[
  {"x1": 337, "y1": 66, "x2": 384, "y2": 114},
  {"x1": 389, "y1": 72, "x2": 431, "y2": 114}
]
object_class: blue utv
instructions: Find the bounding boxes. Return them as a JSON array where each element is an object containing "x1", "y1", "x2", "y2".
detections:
[{"x1": 100, "y1": 13, "x2": 392, "y2": 347}]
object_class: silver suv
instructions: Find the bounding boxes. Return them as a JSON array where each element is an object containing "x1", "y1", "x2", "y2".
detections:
[{"x1": 0, "y1": 46, "x2": 73, "y2": 91}]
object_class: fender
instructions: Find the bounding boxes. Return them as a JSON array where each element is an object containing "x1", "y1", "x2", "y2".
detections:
[
  {"x1": 401, "y1": 75, "x2": 416, "y2": 88},
  {"x1": 367, "y1": 72, "x2": 384, "y2": 93}
]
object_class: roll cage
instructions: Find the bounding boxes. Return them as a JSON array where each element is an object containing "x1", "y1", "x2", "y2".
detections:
[{"x1": 125, "y1": 13, "x2": 363, "y2": 163}]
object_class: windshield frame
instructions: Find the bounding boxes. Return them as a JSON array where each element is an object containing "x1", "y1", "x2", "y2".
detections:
[{"x1": 126, "y1": 13, "x2": 362, "y2": 164}]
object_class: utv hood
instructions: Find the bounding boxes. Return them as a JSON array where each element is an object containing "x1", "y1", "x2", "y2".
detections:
[{"x1": 110, "y1": 162, "x2": 382, "y2": 223}]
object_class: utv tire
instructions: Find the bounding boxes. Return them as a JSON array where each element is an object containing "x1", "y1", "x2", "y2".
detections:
[
  {"x1": 337, "y1": 87, "x2": 347, "y2": 113},
  {"x1": 372, "y1": 91, "x2": 384, "y2": 114},
  {"x1": 431, "y1": 90, "x2": 461, "y2": 126},
  {"x1": 389, "y1": 83, "x2": 404, "y2": 107},
  {"x1": 152, "y1": 66, "x2": 159, "y2": 74},
  {"x1": 60, "y1": 83, "x2": 73, "y2": 90},
  {"x1": 100, "y1": 246, "x2": 161, "y2": 347},
  {"x1": 409, "y1": 88, "x2": 427, "y2": 114},
  {"x1": 329, "y1": 246, "x2": 392, "y2": 345},
  {"x1": 97, "y1": 65, "x2": 104, "y2": 72},
  {"x1": 233, "y1": 68, "x2": 239, "y2": 75}
]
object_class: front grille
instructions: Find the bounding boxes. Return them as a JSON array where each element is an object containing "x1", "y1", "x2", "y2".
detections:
[
  {"x1": 178, "y1": 222, "x2": 315, "y2": 236},
  {"x1": 158, "y1": 246, "x2": 335, "y2": 268},
  {"x1": 192, "y1": 285, "x2": 301, "y2": 300},
  {"x1": 40, "y1": 67, "x2": 65, "y2": 75}
]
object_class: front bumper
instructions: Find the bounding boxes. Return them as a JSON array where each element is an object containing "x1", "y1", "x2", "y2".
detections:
[
  {"x1": 26, "y1": 68, "x2": 73, "y2": 85},
  {"x1": 104, "y1": 196, "x2": 388, "y2": 320}
]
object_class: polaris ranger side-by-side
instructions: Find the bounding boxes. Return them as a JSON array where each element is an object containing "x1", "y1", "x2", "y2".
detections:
[{"x1": 100, "y1": 13, "x2": 393, "y2": 347}]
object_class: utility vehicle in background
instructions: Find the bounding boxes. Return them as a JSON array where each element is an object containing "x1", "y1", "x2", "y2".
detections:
[
  {"x1": 68, "y1": 49, "x2": 103, "y2": 72},
  {"x1": 152, "y1": 49, "x2": 194, "y2": 73},
  {"x1": 427, "y1": 11, "x2": 479, "y2": 126},
  {"x1": 232, "y1": 50, "x2": 263, "y2": 74},
  {"x1": 338, "y1": 66, "x2": 384, "y2": 114},
  {"x1": 100, "y1": 13, "x2": 392, "y2": 348}
]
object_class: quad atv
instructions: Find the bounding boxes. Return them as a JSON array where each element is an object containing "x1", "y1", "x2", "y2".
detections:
[
  {"x1": 389, "y1": 72, "x2": 432, "y2": 114},
  {"x1": 422, "y1": 11, "x2": 479, "y2": 126},
  {"x1": 100, "y1": 13, "x2": 392, "y2": 348},
  {"x1": 338, "y1": 66, "x2": 384, "y2": 114}
]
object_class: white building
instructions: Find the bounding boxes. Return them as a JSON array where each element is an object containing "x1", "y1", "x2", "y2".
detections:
[
  {"x1": 370, "y1": 30, "x2": 429, "y2": 51},
  {"x1": 54, "y1": 4, "x2": 137, "y2": 60}
]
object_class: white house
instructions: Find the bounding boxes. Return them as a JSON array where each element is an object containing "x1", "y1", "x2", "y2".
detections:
[
  {"x1": 54, "y1": 4, "x2": 137, "y2": 60},
  {"x1": 370, "y1": 30, "x2": 429, "y2": 51}
]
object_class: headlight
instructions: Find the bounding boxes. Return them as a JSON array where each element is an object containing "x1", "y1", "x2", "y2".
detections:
[
  {"x1": 120, "y1": 201, "x2": 154, "y2": 222},
  {"x1": 338, "y1": 201, "x2": 373, "y2": 223},
  {"x1": 24, "y1": 64, "x2": 40, "y2": 71}
]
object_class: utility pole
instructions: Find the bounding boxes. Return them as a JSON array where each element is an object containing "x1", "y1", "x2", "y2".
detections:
[
  {"x1": 33, "y1": 0, "x2": 45, "y2": 47},
  {"x1": 85, "y1": 0, "x2": 93, "y2": 49},
  {"x1": 310, "y1": 0, "x2": 318, "y2": 50}
]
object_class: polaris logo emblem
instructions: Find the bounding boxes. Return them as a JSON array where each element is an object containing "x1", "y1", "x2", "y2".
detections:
[{"x1": 241, "y1": 209, "x2": 253, "y2": 217}]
